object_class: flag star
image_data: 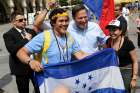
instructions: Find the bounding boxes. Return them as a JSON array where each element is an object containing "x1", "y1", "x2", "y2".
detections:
[
  {"x1": 75, "y1": 79, "x2": 80, "y2": 85},
  {"x1": 82, "y1": 83, "x2": 86, "y2": 88},
  {"x1": 88, "y1": 75, "x2": 93, "y2": 80},
  {"x1": 88, "y1": 87, "x2": 92, "y2": 91}
]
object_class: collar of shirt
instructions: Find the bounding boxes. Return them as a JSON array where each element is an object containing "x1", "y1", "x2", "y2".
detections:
[
  {"x1": 73, "y1": 23, "x2": 88, "y2": 32},
  {"x1": 15, "y1": 27, "x2": 24, "y2": 33}
]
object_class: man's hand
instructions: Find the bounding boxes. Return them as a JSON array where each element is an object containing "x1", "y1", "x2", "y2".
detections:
[
  {"x1": 29, "y1": 60, "x2": 43, "y2": 72},
  {"x1": 24, "y1": 33, "x2": 32, "y2": 40}
]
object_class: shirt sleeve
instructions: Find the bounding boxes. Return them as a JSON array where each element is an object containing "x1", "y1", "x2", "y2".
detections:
[
  {"x1": 126, "y1": 39, "x2": 135, "y2": 51},
  {"x1": 25, "y1": 32, "x2": 44, "y2": 53},
  {"x1": 71, "y1": 39, "x2": 81, "y2": 54}
]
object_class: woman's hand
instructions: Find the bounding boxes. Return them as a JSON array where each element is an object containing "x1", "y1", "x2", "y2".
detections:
[{"x1": 130, "y1": 79, "x2": 137, "y2": 89}]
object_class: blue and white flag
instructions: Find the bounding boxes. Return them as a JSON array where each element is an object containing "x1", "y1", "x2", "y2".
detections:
[{"x1": 35, "y1": 48, "x2": 125, "y2": 93}]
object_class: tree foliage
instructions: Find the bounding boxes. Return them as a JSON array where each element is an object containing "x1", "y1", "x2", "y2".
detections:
[
  {"x1": 71, "y1": 0, "x2": 82, "y2": 5},
  {"x1": 59, "y1": 0, "x2": 82, "y2": 6},
  {"x1": 59, "y1": 0, "x2": 68, "y2": 6}
]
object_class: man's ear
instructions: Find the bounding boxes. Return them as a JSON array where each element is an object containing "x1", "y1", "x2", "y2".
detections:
[
  {"x1": 12, "y1": 21, "x2": 16, "y2": 25},
  {"x1": 11, "y1": 20, "x2": 16, "y2": 25}
]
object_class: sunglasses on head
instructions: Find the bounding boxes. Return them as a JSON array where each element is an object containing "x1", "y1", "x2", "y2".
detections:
[{"x1": 16, "y1": 18, "x2": 27, "y2": 22}]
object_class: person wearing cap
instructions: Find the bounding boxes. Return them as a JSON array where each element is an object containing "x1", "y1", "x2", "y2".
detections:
[{"x1": 105, "y1": 19, "x2": 138, "y2": 93}]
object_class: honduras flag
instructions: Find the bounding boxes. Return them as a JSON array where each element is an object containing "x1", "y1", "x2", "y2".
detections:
[{"x1": 35, "y1": 48, "x2": 125, "y2": 93}]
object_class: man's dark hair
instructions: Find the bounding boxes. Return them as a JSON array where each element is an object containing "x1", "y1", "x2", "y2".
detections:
[
  {"x1": 115, "y1": 4, "x2": 123, "y2": 11},
  {"x1": 10, "y1": 11, "x2": 24, "y2": 22},
  {"x1": 72, "y1": 4, "x2": 87, "y2": 19},
  {"x1": 49, "y1": 8, "x2": 68, "y2": 26}
]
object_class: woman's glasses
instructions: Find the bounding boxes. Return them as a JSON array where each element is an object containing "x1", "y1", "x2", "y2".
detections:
[
  {"x1": 108, "y1": 27, "x2": 120, "y2": 32},
  {"x1": 16, "y1": 18, "x2": 27, "y2": 22},
  {"x1": 108, "y1": 27, "x2": 119, "y2": 32}
]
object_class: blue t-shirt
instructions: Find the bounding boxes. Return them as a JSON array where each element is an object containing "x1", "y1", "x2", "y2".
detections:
[{"x1": 25, "y1": 30, "x2": 81, "y2": 65}]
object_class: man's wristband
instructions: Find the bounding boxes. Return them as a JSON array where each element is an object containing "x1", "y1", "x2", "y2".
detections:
[{"x1": 26, "y1": 59, "x2": 32, "y2": 65}]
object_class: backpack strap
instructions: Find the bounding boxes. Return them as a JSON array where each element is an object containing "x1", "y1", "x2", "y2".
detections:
[
  {"x1": 34, "y1": 30, "x2": 51, "y2": 64},
  {"x1": 42, "y1": 30, "x2": 51, "y2": 64},
  {"x1": 35, "y1": 31, "x2": 74, "y2": 64},
  {"x1": 66, "y1": 32, "x2": 74, "y2": 44}
]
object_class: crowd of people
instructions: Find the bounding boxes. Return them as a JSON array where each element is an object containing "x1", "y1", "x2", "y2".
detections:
[{"x1": 1, "y1": 3, "x2": 139, "y2": 93}]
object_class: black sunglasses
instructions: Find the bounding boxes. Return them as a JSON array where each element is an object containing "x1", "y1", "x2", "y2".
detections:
[
  {"x1": 108, "y1": 27, "x2": 119, "y2": 32},
  {"x1": 16, "y1": 18, "x2": 27, "y2": 22}
]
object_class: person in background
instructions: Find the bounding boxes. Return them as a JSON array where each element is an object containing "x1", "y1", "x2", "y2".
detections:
[
  {"x1": 115, "y1": 4, "x2": 127, "y2": 36},
  {"x1": 122, "y1": 3, "x2": 130, "y2": 30},
  {"x1": 3, "y1": 11, "x2": 40, "y2": 93},
  {"x1": 33, "y1": 9, "x2": 51, "y2": 33},
  {"x1": 34, "y1": 11, "x2": 40, "y2": 20},
  {"x1": 16, "y1": 8, "x2": 88, "y2": 72},
  {"x1": 0, "y1": 89, "x2": 4, "y2": 93},
  {"x1": 68, "y1": 4, "x2": 107, "y2": 54},
  {"x1": 105, "y1": 19, "x2": 138, "y2": 93},
  {"x1": 135, "y1": 14, "x2": 140, "y2": 48}
]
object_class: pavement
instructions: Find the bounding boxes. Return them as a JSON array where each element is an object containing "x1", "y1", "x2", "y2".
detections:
[{"x1": 0, "y1": 13, "x2": 140, "y2": 93}]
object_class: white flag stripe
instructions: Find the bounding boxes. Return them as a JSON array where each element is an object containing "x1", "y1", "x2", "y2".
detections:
[{"x1": 39, "y1": 66, "x2": 124, "y2": 93}]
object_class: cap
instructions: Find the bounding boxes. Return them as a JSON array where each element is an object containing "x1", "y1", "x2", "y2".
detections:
[{"x1": 106, "y1": 19, "x2": 121, "y2": 29}]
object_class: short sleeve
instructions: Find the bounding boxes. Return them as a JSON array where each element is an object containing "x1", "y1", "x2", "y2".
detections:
[
  {"x1": 125, "y1": 38, "x2": 135, "y2": 51},
  {"x1": 71, "y1": 39, "x2": 81, "y2": 54},
  {"x1": 25, "y1": 32, "x2": 44, "y2": 53}
]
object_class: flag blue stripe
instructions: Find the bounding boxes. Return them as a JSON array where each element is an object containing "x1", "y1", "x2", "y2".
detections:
[
  {"x1": 82, "y1": 0, "x2": 103, "y2": 20},
  {"x1": 91, "y1": 88, "x2": 125, "y2": 93},
  {"x1": 41, "y1": 48, "x2": 118, "y2": 79}
]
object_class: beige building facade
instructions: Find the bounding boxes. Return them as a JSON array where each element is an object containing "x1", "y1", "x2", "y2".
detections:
[
  {"x1": 0, "y1": 0, "x2": 139, "y2": 23},
  {"x1": 0, "y1": 0, "x2": 58, "y2": 23}
]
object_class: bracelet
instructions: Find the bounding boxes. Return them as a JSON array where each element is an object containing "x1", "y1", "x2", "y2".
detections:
[
  {"x1": 132, "y1": 74, "x2": 138, "y2": 80},
  {"x1": 133, "y1": 74, "x2": 138, "y2": 76},
  {"x1": 26, "y1": 59, "x2": 32, "y2": 65},
  {"x1": 132, "y1": 78, "x2": 137, "y2": 81}
]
